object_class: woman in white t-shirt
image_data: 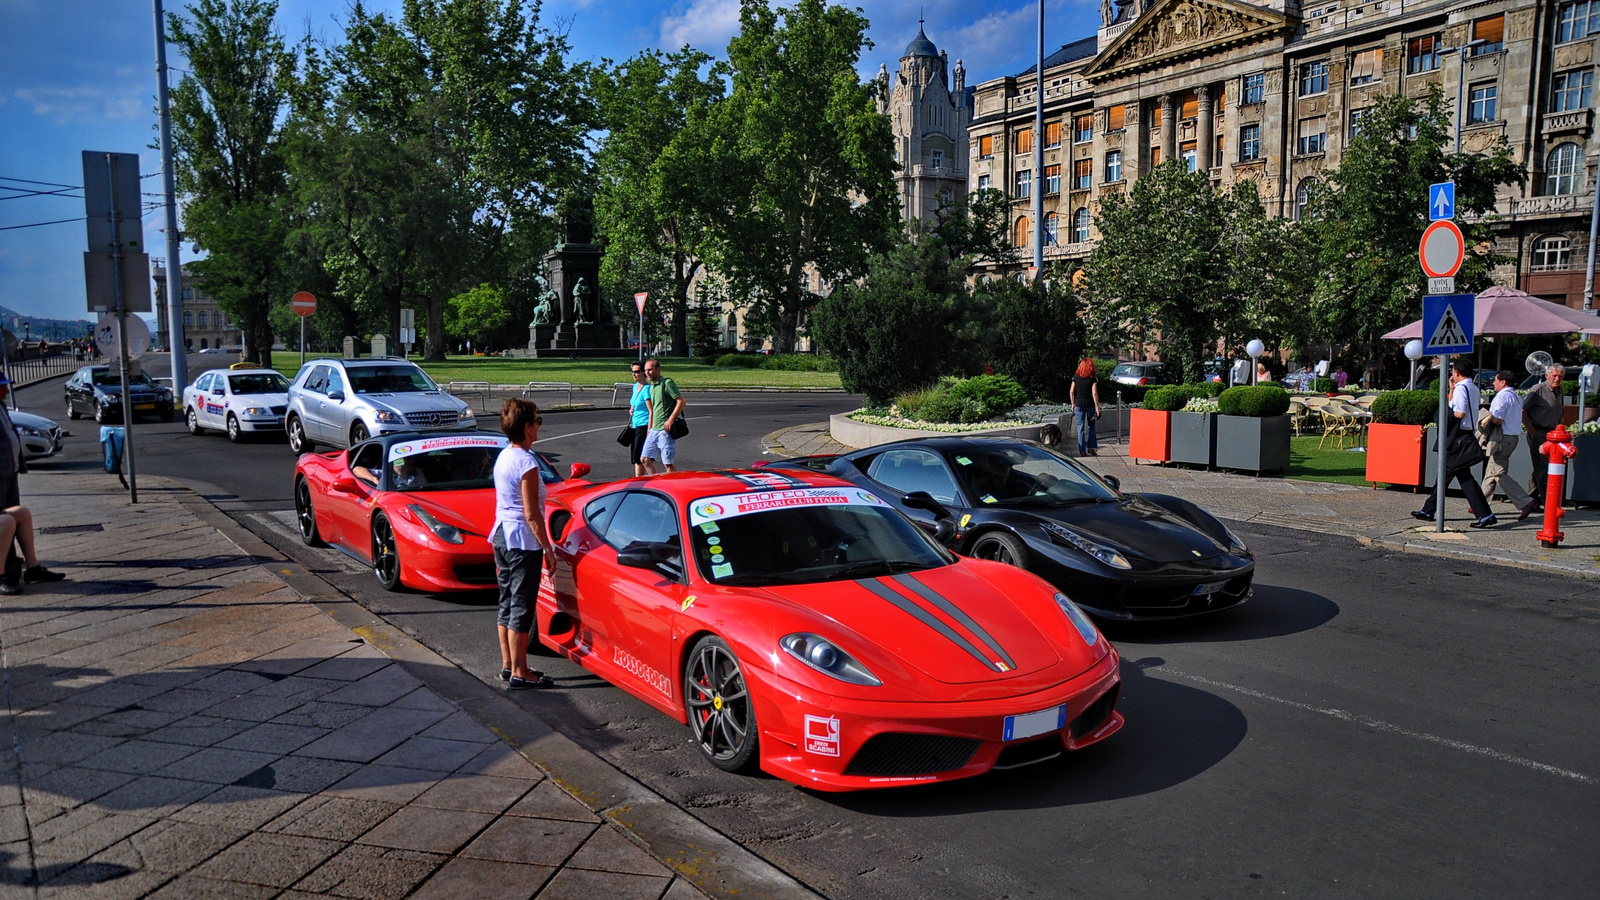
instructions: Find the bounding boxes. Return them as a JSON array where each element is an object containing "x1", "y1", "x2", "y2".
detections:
[{"x1": 492, "y1": 398, "x2": 556, "y2": 689}]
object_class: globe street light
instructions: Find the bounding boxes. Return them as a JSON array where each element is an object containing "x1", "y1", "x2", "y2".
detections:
[
  {"x1": 1246, "y1": 339, "x2": 1266, "y2": 385},
  {"x1": 1405, "y1": 338, "x2": 1425, "y2": 389}
]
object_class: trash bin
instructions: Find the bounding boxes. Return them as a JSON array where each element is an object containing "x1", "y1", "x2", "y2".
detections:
[{"x1": 100, "y1": 426, "x2": 127, "y2": 486}]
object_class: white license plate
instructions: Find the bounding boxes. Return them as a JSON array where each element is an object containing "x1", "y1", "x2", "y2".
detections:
[
  {"x1": 1192, "y1": 581, "x2": 1226, "y2": 596},
  {"x1": 1003, "y1": 704, "x2": 1067, "y2": 741}
]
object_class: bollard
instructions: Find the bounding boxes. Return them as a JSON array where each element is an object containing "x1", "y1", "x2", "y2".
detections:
[{"x1": 1538, "y1": 424, "x2": 1577, "y2": 548}]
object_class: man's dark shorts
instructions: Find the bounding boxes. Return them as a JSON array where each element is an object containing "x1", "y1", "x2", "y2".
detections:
[
  {"x1": 492, "y1": 531, "x2": 541, "y2": 634},
  {"x1": 0, "y1": 472, "x2": 17, "y2": 509}
]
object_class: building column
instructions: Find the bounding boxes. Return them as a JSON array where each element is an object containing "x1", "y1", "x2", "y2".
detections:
[
  {"x1": 1159, "y1": 93, "x2": 1177, "y2": 165},
  {"x1": 1197, "y1": 85, "x2": 1215, "y2": 175},
  {"x1": 1127, "y1": 100, "x2": 1146, "y2": 187}
]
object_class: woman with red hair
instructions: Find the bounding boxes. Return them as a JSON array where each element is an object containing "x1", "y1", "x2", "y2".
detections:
[{"x1": 1068, "y1": 358, "x2": 1101, "y2": 456}]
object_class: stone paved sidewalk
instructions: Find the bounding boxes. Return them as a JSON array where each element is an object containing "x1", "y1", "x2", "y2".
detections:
[
  {"x1": 763, "y1": 421, "x2": 1600, "y2": 579},
  {"x1": 0, "y1": 471, "x2": 718, "y2": 899}
]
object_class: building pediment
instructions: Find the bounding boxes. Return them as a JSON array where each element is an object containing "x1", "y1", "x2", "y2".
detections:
[{"x1": 1085, "y1": 0, "x2": 1293, "y2": 81}]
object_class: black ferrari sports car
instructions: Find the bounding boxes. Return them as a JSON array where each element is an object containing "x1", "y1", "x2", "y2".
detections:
[{"x1": 766, "y1": 436, "x2": 1254, "y2": 620}]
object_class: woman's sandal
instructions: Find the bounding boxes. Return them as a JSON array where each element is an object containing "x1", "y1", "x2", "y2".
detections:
[
  {"x1": 508, "y1": 672, "x2": 554, "y2": 690},
  {"x1": 498, "y1": 668, "x2": 511, "y2": 682}
]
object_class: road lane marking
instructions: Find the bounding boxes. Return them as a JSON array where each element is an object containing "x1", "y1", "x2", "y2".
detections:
[
  {"x1": 1147, "y1": 663, "x2": 1596, "y2": 786},
  {"x1": 534, "y1": 415, "x2": 714, "y2": 444}
]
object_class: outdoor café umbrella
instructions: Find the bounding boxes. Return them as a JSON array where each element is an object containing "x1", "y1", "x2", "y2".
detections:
[{"x1": 1382, "y1": 286, "x2": 1600, "y2": 340}]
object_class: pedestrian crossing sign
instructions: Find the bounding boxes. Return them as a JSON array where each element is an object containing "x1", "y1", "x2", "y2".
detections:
[{"x1": 1422, "y1": 293, "x2": 1474, "y2": 355}]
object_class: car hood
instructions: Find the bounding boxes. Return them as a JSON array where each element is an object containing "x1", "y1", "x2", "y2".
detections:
[
  {"x1": 10, "y1": 411, "x2": 58, "y2": 430},
  {"x1": 1025, "y1": 496, "x2": 1226, "y2": 563},
  {"x1": 399, "y1": 488, "x2": 495, "y2": 536},
  {"x1": 761, "y1": 564, "x2": 1077, "y2": 685},
  {"x1": 95, "y1": 385, "x2": 165, "y2": 397},
  {"x1": 358, "y1": 391, "x2": 467, "y2": 414},
  {"x1": 229, "y1": 392, "x2": 289, "y2": 407}
]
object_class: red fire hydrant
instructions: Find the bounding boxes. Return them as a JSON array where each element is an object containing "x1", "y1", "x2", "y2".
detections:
[{"x1": 1538, "y1": 424, "x2": 1577, "y2": 548}]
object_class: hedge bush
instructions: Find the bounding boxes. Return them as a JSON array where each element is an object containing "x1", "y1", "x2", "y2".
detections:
[
  {"x1": 713, "y1": 353, "x2": 766, "y2": 368},
  {"x1": 761, "y1": 353, "x2": 837, "y2": 372},
  {"x1": 947, "y1": 374, "x2": 1027, "y2": 419},
  {"x1": 1143, "y1": 383, "x2": 1220, "y2": 411},
  {"x1": 1370, "y1": 389, "x2": 1440, "y2": 425},
  {"x1": 1217, "y1": 385, "x2": 1291, "y2": 417}
]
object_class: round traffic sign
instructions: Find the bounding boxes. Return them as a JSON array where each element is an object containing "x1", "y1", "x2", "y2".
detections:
[
  {"x1": 1419, "y1": 220, "x2": 1465, "y2": 279},
  {"x1": 96, "y1": 312, "x2": 150, "y2": 359},
  {"x1": 291, "y1": 291, "x2": 318, "y2": 317}
]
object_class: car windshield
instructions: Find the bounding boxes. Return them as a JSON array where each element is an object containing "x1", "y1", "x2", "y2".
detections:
[
  {"x1": 92, "y1": 371, "x2": 155, "y2": 387},
  {"x1": 228, "y1": 373, "x2": 289, "y2": 394},
  {"x1": 1112, "y1": 363, "x2": 1149, "y2": 378},
  {"x1": 385, "y1": 446, "x2": 500, "y2": 492},
  {"x1": 945, "y1": 444, "x2": 1118, "y2": 507},
  {"x1": 688, "y1": 495, "x2": 951, "y2": 587},
  {"x1": 348, "y1": 365, "x2": 438, "y2": 394}
]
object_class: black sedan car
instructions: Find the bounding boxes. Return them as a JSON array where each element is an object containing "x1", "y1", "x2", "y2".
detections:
[
  {"x1": 767, "y1": 437, "x2": 1254, "y2": 620},
  {"x1": 64, "y1": 365, "x2": 176, "y2": 424}
]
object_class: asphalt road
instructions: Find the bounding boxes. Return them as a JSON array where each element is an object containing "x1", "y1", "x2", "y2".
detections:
[{"x1": 14, "y1": 358, "x2": 1600, "y2": 898}]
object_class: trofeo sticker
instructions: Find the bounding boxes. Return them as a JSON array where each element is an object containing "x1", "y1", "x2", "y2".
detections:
[{"x1": 803, "y1": 714, "x2": 841, "y2": 756}]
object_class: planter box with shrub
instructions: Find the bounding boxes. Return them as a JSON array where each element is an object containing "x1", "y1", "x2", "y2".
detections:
[
  {"x1": 1130, "y1": 385, "x2": 1191, "y2": 463},
  {"x1": 1214, "y1": 385, "x2": 1291, "y2": 474},
  {"x1": 1365, "y1": 390, "x2": 1437, "y2": 488},
  {"x1": 1170, "y1": 411, "x2": 1217, "y2": 467},
  {"x1": 1565, "y1": 431, "x2": 1600, "y2": 505}
]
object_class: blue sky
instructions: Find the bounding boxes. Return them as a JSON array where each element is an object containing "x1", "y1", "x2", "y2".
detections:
[{"x1": 0, "y1": 0, "x2": 1100, "y2": 326}]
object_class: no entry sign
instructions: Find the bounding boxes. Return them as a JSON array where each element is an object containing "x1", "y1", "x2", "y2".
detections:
[
  {"x1": 1418, "y1": 221, "x2": 1465, "y2": 278},
  {"x1": 291, "y1": 291, "x2": 317, "y2": 317}
]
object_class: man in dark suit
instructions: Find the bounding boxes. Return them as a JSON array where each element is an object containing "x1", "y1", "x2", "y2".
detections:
[{"x1": 1522, "y1": 365, "x2": 1563, "y2": 509}]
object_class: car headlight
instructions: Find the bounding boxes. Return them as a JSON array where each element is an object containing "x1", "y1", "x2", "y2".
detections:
[
  {"x1": 98, "y1": 394, "x2": 119, "y2": 405},
  {"x1": 241, "y1": 407, "x2": 268, "y2": 416},
  {"x1": 373, "y1": 410, "x2": 404, "y2": 424},
  {"x1": 1223, "y1": 524, "x2": 1248, "y2": 554},
  {"x1": 780, "y1": 633, "x2": 881, "y2": 686},
  {"x1": 1040, "y1": 521, "x2": 1131, "y2": 569},
  {"x1": 1054, "y1": 593, "x2": 1102, "y2": 647},
  {"x1": 407, "y1": 504, "x2": 464, "y2": 544},
  {"x1": 17, "y1": 426, "x2": 44, "y2": 438},
  {"x1": 458, "y1": 407, "x2": 475, "y2": 420}
]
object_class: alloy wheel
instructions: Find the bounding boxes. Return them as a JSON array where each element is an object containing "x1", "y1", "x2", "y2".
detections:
[
  {"x1": 371, "y1": 514, "x2": 401, "y2": 591},
  {"x1": 227, "y1": 415, "x2": 242, "y2": 443},
  {"x1": 684, "y1": 636, "x2": 758, "y2": 772},
  {"x1": 186, "y1": 408, "x2": 204, "y2": 436},
  {"x1": 295, "y1": 478, "x2": 324, "y2": 547}
]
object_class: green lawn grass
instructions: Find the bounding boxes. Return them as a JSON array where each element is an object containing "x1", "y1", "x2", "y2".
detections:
[
  {"x1": 1285, "y1": 435, "x2": 1371, "y2": 486},
  {"x1": 267, "y1": 353, "x2": 843, "y2": 390}
]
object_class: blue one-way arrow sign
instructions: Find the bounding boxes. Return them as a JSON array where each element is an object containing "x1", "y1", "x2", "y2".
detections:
[
  {"x1": 1429, "y1": 182, "x2": 1455, "y2": 221},
  {"x1": 1422, "y1": 293, "x2": 1474, "y2": 355}
]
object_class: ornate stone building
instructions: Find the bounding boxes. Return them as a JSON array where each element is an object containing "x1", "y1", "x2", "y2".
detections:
[
  {"x1": 964, "y1": 0, "x2": 1598, "y2": 306},
  {"x1": 152, "y1": 261, "x2": 241, "y2": 352},
  {"x1": 877, "y1": 26, "x2": 974, "y2": 224}
]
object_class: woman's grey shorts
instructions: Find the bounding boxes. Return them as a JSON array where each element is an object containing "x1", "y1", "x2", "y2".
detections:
[{"x1": 493, "y1": 537, "x2": 542, "y2": 634}]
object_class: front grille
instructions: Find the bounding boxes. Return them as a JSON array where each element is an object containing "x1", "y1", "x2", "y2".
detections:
[
  {"x1": 843, "y1": 733, "x2": 980, "y2": 777},
  {"x1": 1069, "y1": 684, "x2": 1120, "y2": 739},
  {"x1": 404, "y1": 410, "x2": 459, "y2": 428},
  {"x1": 454, "y1": 563, "x2": 496, "y2": 585},
  {"x1": 1123, "y1": 571, "x2": 1252, "y2": 617},
  {"x1": 270, "y1": 405, "x2": 286, "y2": 415},
  {"x1": 993, "y1": 736, "x2": 1063, "y2": 770}
]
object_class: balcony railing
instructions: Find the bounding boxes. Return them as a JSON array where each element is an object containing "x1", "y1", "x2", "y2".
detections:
[{"x1": 1543, "y1": 108, "x2": 1594, "y2": 137}]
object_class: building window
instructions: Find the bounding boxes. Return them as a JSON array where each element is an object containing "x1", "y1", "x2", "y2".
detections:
[
  {"x1": 197, "y1": 311, "x2": 208, "y2": 328},
  {"x1": 930, "y1": 148, "x2": 944, "y2": 169},
  {"x1": 1044, "y1": 121, "x2": 1062, "y2": 148},
  {"x1": 1105, "y1": 149, "x2": 1123, "y2": 182},
  {"x1": 1151, "y1": 146, "x2": 1162, "y2": 167},
  {"x1": 1349, "y1": 108, "x2": 1370, "y2": 140},
  {"x1": 1070, "y1": 159, "x2": 1090, "y2": 189},
  {"x1": 1558, "y1": 1, "x2": 1597, "y2": 42},
  {"x1": 1295, "y1": 178, "x2": 1318, "y2": 219},
  {"x1": 1073, "y1": 114, "x2": 1092, "y2": 143},
  {"x1": 1471, "y1": 15, "x2": 1504, "y2": 54},
  {"x1": 939, "y1": 188, "x2": 953, "y2": 205},
  {"x1": 1299, "y1": 61, "x2": 1328, "y2": 96},
  {"x1": 183, "y1": 311, "x2": 193, "y2": 328},
  {"x1": 1015, "y1": 128, "x2": 1034, "y2": 154},
  {"x1": 1239, "y1": 123, "x2": 1262, "y2": 161},
  {"x1": 1044, "y1": 212, "x2": 1059, "y2": 246},
  {"x1": 1071, "y1": 208, "x2": 1090, "y2": 243},
  {"x1": 1179, "y1": 91, "x2": 1199, "y2": 119},
  {"x1": 1106, "y1": 104, "x2": 1125, "y2": 131},
  {"x1": 978, "y1": 135, "x2": 994, "y2": 159},
  {"x1": 1547, "y1": 143, "x2": 1583, "y2": 195},
  {"x1": 1408, "y1": 35, "x2": 1441, "y2": 73},
  {"x1": 1014, "y1": 216, "x2": 1030, "y2": 248},
  {"x1": 1180, "y1": 142, "x2": 1198, "y2": 172},
  {"x1": 1242, "y1": 73, "x2": 1265, "y2": 104},
  {"x1": 1350, "y1": 48, "x2": 1383, "y2": 84},
  {"x1": 978, "y1": 174, "x2": 992, "y2": 191},
  {"x1": 1533, "y1": 236, "x2": 1573, "y2": 271},
  {"x1": 1016, "y1": 170, "x2": 1032, "y2": 199},
  {"x1": 1467, "y1": 83, "x2": 1497, "y2": 124},
  {"x1": 1044, "y1": 164, "x2": 1062, "y2": 195},
  {"x1": 1297, "y1": 117, "x2": 1326, "y2": 155},
  {"x1": 1213, "y1": 137, "x2": 1224, "y2": 168},
  {"x1": 1551, "y1": 69, "x2": 1594, "y2": 113}
]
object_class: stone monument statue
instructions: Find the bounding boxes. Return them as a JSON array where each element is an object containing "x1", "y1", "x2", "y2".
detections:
[
  {"x1": 560, "y1": 197, "x2": 595, "y2": 247},
  {"x1": 572, "y1": 277, "x2": 593, "y2": 324},
  {"x1": 1101, "y1": 0, "x2": 1115, "y2": 26},
  {"x1": 530, "y1": 272, "x2": 557, "y2": 326}
]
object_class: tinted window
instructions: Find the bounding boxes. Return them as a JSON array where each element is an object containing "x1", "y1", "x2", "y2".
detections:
[
  {"x1": 947, "y1": 444, "x2": 1118, "y2": 507},
  {"x1": 303, "y1": 366, "x2": 328, "y2": 394},
  {"x1": 690, "y1": 504, "x2": 950, "y2": 587},
  {"x1": 229, "y1": 373, "x2": 289, "y2": 394},
  {"x1": 603, "y1": 493, "x2": 680, "y2": 550},
  {"x1": 584, "y1": 492, "x2": 625, "y2": 539},
  {"x1": 325, "y1": 369, "x2": 345, "y2": 395},
  {"x1": 347, "y1": 365, "x2": 437, "y2": 394},
  {"x1": 867, "y1": 449, "x2": 961, "y2": 505},
  {"x1": 350, "y1": 443, "x2": 384, "y2": 474}
]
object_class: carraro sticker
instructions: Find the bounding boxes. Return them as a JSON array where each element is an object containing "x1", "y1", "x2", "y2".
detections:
[{"x1": 688, "y1": 488, "x2": 887, "y2": 525}]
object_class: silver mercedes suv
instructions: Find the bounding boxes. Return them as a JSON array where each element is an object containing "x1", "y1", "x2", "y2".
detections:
[{"x1": 285, "y1": 358, "x2": 476, "y2": 453}]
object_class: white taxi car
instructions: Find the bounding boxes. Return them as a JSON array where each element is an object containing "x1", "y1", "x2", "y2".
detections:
[{"x1": 183, "y1": 368, "x2": 291, "y2": 442}]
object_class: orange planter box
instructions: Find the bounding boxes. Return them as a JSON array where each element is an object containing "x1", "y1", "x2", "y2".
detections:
[
  {"x1": 1129, "y1": 408, "x2": 1172, "y2": 463},
  {"x1": 1366, "y1": 422, "x2": 1426, "y2": 487}
]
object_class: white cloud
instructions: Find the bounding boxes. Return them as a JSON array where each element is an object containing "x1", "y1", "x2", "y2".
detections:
[
  {"x1": 14, "y1": 85, "x2": 145, "y2": 125},
  {"x1": 659, "y1": 0, "x2": 742, "y2": 53}
]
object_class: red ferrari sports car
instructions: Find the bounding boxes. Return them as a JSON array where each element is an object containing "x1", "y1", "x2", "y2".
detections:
[
  {"x1": 294, "y1": 431, "x2": 588, "y2": 592},
  {"x1": 537, "y1": 468, "x2": 1123, "y2": 791}
]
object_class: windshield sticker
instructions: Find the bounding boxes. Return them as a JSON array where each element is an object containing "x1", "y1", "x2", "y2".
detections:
[
  {"x1": 688, "y1": 488, "x2": 888, "y2": 525},
  {"x1": 699, "y1": 521, "x2": 719, "y2": 534},
  {"x1": 711, "y1": 562, "x2": 733, "y2": 578},
  {"x1": 389, "y1": 435, "x2": 505, "y2": 462},
  {"x1": 711, "y1": 554, "x2": 724, "y2": 563},
  {"x1": 981, "y1": 494, "x2": 997, "y2": 505},
  {"x1": 707, "y1": 536, "x2": 721, "y2": 547},
  {"x1": 955, "y1": 456, "x2": 973, "y2": 466}
]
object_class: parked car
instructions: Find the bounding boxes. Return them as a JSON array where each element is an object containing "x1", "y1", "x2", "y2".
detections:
[
  {"x1": 285, "y1": 358, "x2": 476, "y2": 454},
  {"x1": 11, "y1": 410, "x2": 65, "y2": 460},
  {"x1": 183, "y1": 368, "x2": 291, "y2": 442},
  {"x1": 768, "y1": 436, "x2": 1256, "y2": 620},
  {"x1": 1110, "y1": 361, "x2": 1163, "y2": 386},
  {"x1": 533, "y1": 467, "x2": 1123, "y2": 789},
  {"x1": 63, "y1": 365, "x2": 176, "y2": 423}
]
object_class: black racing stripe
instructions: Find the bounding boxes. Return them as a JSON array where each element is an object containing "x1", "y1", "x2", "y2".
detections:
[
  {"x1": 893, "y1": 574, "x2": 1017, "y2": 671},
  {"x1": 710, "y1": 469, "x2": 811, "y2": 491},
  {"x1": 856, "y1": 578, "x2": 1001, "y2": 672}
]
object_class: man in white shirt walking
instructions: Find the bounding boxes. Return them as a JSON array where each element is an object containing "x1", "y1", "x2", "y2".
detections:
[
  {"x1": 1414, "y1": 359, "x2": 1495, "y2": 528},
  {"x1": 1483, "y1": 369, "x2": 1538, "y2": 520}
]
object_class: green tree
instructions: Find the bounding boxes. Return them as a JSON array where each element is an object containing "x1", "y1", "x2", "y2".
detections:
[
  {"x1": 701, "y1": 0, "x2": 899, "y2": 351},
  {"x1": 978, "y1": 275, "x2": 1086, "y2": 402},
  {"x1": 168, "y1": 0, "x2": 296, "y2": 364},
  {"x1": 444, "y1": 283, "x2": 514, "y2": 349},
  {"x1": 1216, "y1": 180, "x2": 1316, "y2": 360},
  {"x1": 593, "y1": 49, "x2": 724, "y2": 356}
]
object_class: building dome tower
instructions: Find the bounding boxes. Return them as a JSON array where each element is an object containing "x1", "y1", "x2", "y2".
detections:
[{"x1": 877, "y1": 23, "x2": 972, "y2": 225}]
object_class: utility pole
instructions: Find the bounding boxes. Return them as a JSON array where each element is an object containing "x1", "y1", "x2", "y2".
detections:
[
  {"x1": 1032, "y1": 0, "x2": 1045, "y2": 277},
  {"x1": 154, "y1": 0, "x2": 187, "y2": 390}
]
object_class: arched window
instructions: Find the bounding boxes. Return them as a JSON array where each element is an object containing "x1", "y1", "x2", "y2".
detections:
[
  {"x1": 199, "y1": 338, "x2": 208, "y2": 350},
  {"x1": 1532, "y1": 235, "x2": 1573, "y2": 271},
  {"x1": 1071, "y1": 208, "x2": 1091, "y2": 243},
  {"x1": 1044, "y1": 212, "x2": 1059, "y2": 246},
  {"x1": 1546, "y1": 143, "x2": 1583, "y2": 195},
  {"x1": 1014, "y1": 216, "x2": 1030, "y2": 248},
  {"x1": 1295, "y1": 178, "x2": 1318, "y2": 219}
]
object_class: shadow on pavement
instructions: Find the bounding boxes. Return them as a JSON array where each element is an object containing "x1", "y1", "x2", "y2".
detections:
[{"x1": 1101, "y1": 583, "x2": 1339, "y2": 645}]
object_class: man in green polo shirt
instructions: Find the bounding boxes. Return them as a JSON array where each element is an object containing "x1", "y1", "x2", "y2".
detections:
[{"x1": 640, "y1": 357, "x2": 686, "y2": 473}]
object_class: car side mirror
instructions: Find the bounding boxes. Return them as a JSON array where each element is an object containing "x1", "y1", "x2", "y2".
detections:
[
  {"x1": 327, "y1": 390, "x2": 345, "y2": 402},
  {"x1": 901, "y1": 491, "x2": 954, "y2": 522},
  {"x1": 332, "y1": 473, "x2": 360, "y2": 493},
  {"x1": 211, "y1": 389, "x2": 224, "y2": 396},
  {"x1": 1102, "y1": 475, "x2": 1121, "y2": 492},
  {"x1": 617, "y1": 541, "x2": 679, "y2": 571},
  {"x1": 569, "y1": 462, "x2": 592, "y2": 480}
]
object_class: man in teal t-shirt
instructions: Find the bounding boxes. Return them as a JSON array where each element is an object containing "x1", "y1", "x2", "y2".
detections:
[{"x1": 640, "y1": 358, "x2": 686, "y2": 473}]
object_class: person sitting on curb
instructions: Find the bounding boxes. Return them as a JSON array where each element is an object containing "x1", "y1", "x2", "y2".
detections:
[{"x1": 1, "y1": 505, "x2": 67, "y2": 595}]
